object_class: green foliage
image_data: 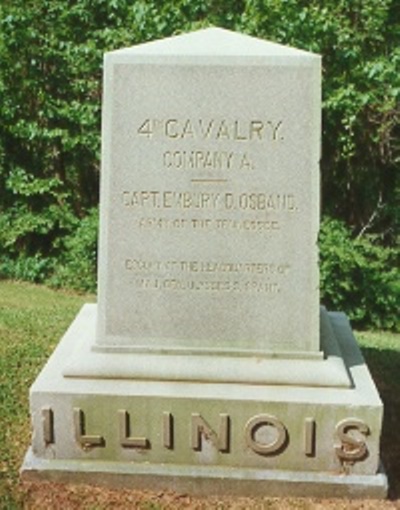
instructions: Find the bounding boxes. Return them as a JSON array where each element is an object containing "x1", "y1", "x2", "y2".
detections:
[
  {"x1": 239, "y1": 0, "x2": 399, "y2": 241},
  {"x1": 49, "y1": 207, "x2": 98, "y2": 292},
  {"x1": 0, "y1": 253, "x2": 52, "y2": 283},
  {"x1": 319, "y1": 217, "x2": 399, "y2": 331},
  {"x1": 0, "y1": 1, "x2": 398, "y2": 330}
]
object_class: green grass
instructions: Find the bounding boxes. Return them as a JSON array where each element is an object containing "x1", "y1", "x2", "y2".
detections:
[
  {"x1": 0, "y1": 280, "x2": 94, "y2": 508},
  {"x1": 356, "y1": 330, "x2": 400, "y2": 498},
  {"x1": 0, "y1": 280, "x2": 399, "y2": 508}
]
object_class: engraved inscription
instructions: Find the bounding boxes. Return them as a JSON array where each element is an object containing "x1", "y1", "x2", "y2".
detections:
[
  {"x1": 124, "y1": 258, "x2": 291, "y2": 294},
  {"x1": 136, "y1": 117, "x2": 284, "y2": 177},
  {"x1": 121, "y1": 190, "x2": 298, "y2": 240},
  {"x1": 163, "y1": 150, "x2": 255, "y2": 172},
  {"x1": 137, "y1": 217, "x2": 280, "y2": 232},
  {"x1": 125, "y1": 259, "x2": 291, "y2": 275},
  {"x1": 164, "y1": 150, "x2": 234, "y2": 170},
  {"x1": 137, "y1": 118, "x2": 283, "y2": 142},
  {"x1": 103, "y1": 63, "x2": 319, "y2": 354},
  {"x1": 122, "y1": 191, "x2": 297, "y2": 212}
]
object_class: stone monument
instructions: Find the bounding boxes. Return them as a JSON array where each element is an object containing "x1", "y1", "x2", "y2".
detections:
[{"x1": 21, "y1": 28, "x2": 387, "y2": 498}]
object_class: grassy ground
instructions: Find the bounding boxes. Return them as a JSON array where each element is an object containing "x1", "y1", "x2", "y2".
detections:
[{"x1": 0, "y1": 280, "x2": 399, "y2": 509}]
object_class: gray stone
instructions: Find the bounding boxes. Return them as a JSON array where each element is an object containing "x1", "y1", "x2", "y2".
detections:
[
  {"x1": 22, "y1": 451, "x2": 388, "y2": 499},
  {"x1": 96, "y1": 27, "x2": 321, "y2": 356},
  {"x1": 22, "y1": 307, "x2": 386, "y2": 497},
  {"x1": 63, "y1": 306, "x2": 351, "y2": 387},
  {"x1": 21, "y1": 28, "x2": 387, "y2": 499}
]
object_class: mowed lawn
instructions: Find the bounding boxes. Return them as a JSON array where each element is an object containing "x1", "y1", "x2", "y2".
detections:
[{"x1": 0, "y1": 280, "x2": 399, "y2": 509}]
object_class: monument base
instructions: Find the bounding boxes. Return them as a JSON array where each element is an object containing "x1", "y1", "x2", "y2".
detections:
[
  {"x1": 62, "y1": 306, "x2": 351, "y2": 388},
  {"x1": 21, "y1": 305, "x2": 388, "y2": 499},
  {"x1": 22, "y1": 448, "x2": 387, "y2": 499}
]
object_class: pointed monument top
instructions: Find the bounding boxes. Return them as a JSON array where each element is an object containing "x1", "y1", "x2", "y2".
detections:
[{"x1": 108, "y1": 27, "x2": 319, "y2": 62}]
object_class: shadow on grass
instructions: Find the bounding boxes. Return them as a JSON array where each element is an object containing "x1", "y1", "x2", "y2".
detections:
[{"x1": 361, "y1": 346, "x2": 400, "y2": 500}]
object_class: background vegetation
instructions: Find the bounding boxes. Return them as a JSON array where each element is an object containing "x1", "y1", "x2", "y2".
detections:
[{"x1": 0, "y1": 0, "x2": 398, "y2": 330}]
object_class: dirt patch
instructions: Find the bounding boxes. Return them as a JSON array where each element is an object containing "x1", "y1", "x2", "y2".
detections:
[{"x1": 21, "y1": 481, "x2": 400, "y2": 510}]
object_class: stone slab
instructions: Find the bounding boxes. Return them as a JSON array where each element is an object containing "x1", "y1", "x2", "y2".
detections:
[
  {"x1": 62, "y1": 305, "x2": 350, "y2": 387},
  {"x1": 21, "y1": 306, "x2": 387, "y2": 497},
  {"x1": 21, "y1": 448, "x2": 388, "y2": 499},
  {"x1": 96, "y1": 28, "x2": 321, "y2": 355}
]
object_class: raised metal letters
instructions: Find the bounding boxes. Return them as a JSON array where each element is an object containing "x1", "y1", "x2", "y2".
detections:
[
  {"x1": 42, "y1": 407, "x2": 54, "y2": 445},
  {"x1": 163, "y1": 412, "x2": 173, "y2": 449},
  {"x1": 335, "y1": 418, "x2": 369, "y2": 461},
  {"x1": 245, "y1": 414, "x2": 288, "y2": 455},
  {"x1": 73, "y1": 408, "x2": 105, "y2": 449},
  {"x1": 119, "y1": 409, "x2": 149, "y2": 448},
  {"x1": 191, "y1": 413, "x2": 229, "y2": 452},
  {"x1": 304, "y1": 418, "x2": 316, "y2": 457},
  {"x1": 62, "y1": 407, "x2": 373, "y2": 462}
]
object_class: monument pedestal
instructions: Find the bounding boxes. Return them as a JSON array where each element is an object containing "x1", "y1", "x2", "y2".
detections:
[
  {"x1": 62, "y1": 306, "x2": 351, "y2": 388},
  {"x1": 21, "y1": 304, "x2": 387, "y2": 498}
]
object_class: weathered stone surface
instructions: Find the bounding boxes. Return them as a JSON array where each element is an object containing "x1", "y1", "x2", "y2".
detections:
[
  {"x1": 21, "y1": 450, "x2": 388, "y2": 499},
  {"x1": 22, "y1": 28, "x2": 387, "y2": 499},
  {"x1": 22, "y1": 306, "x2": 386, "y2": 497},
  {"x1": 63, "y1": 306, "x2": 351, "y2": 387},
  {"x1": 96, "y1": 28, "x2": 321, "y2": 355}
]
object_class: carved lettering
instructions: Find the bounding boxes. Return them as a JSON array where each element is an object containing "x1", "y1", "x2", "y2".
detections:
[
  {"x1": 137, "y1": 118, "x2": 153, "y2": 137},
  {"x1": 269, "y1": 120, "x2": 283, "y2": 140},
  {"x1": 137, "y1": 217, "x2": 281, "y2": 232},
  {"x1": 198, "y1": 119, "x2": 214, "y2": 138},
  {"x1": 122, "y1": 190, "x2": 297, "y2": 212},
  {"x1": 239, "y1": 153, "x2": 253, "y2": 170},
  {"x1": 124, "y1": 259, "x2": 290, "y2": 275},
  {"x1": 249, "y1": 120, "x2": 264, "y2": 140},
  {"x1": 137, "y1": 118, "x2": 283, "y2": 142},
  {"x1": 163, "y1": 150, "x2": 237, "y2": 171},
  {"x1": 165, "y1": 119, "x2": 178, "y2": 138},
  {"x1": 124, "y1": 258, "x2": 291, "y2": 294}
]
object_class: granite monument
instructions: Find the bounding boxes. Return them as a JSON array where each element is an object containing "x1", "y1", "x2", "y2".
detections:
[{"x1": 21, "y1": 28, "x2": 387, "y2": 498}]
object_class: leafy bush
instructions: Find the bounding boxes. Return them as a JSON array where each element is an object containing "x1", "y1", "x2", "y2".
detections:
[
  {"x1": 0, "y1": 165, "x2": 77, "y2": 282},
  {"x1": 0, "y1": 253, "x2": 53, "y2": 283},
  {"x1": 49, "y1": 207, "x2": 98, "y2": 292},
  {"x1": 319, "y1": 217, "x2": 399, "y2": 331}
]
